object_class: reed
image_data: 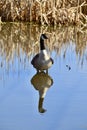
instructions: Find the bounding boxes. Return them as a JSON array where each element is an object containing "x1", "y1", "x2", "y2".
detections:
[{"x1": 0, "y1": 0, "x2": 87, "y2": 25}]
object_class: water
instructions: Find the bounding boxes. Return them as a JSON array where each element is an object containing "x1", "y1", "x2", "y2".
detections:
[{"x1": 0, "y1": 23, "x2": 87, "y2": 130}]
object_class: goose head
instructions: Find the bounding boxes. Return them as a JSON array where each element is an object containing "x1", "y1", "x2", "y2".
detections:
[{"x1": 40, "y1": 34, "x2": 48, "y2": 40}]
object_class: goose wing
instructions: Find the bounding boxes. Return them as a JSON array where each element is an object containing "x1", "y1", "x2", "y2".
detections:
[{"x1": 31, "y1": 54, "x2": 39, "y2": 65}]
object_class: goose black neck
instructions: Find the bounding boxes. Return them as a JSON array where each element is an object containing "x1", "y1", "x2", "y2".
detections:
[
  {"x1": 40, "y1": 38, "x2": 45, "y2": 50},
  {"x1": 38, "y1": 97, "x2": 44, "y2": 109}
]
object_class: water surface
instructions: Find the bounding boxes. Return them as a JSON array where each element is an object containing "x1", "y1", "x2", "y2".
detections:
[{"x1": 0, "y1": 23, "x2": 87, "y2": 130}]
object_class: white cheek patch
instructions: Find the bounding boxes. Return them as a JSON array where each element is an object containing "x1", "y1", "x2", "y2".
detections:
[{"x1": 41, "y1": 35, "x2": 44, "y2": 40}]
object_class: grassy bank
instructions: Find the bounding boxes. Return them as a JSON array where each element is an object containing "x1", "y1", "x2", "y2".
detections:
[{"x1": 0, "y1": 0, "x2": 87, "y2": 25}]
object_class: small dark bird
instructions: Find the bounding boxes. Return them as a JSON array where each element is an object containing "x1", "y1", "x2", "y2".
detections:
[{"x1": 31, "y1": 34, "x2": 54, "y2": 73}]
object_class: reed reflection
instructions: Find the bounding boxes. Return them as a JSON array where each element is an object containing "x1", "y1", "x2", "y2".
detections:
[
  {"x1": 31, "y1": 72, "x2": 53, "y2": 113},
  {"x1": 0, "y1": 23, "x2": 87, "y2": 71}
]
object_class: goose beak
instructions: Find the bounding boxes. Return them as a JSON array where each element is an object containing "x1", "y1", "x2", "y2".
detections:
[{"x1": 45, "y1": 35, "x2": 48, "y2": 39}]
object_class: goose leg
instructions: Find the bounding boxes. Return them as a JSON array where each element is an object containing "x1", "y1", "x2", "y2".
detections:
[
  {"x1": 36, "y1": 69, "x2": 40, "y2": 74},
  {"x1": 46, "y1": 69, "x2": 48, "y2": 74}
]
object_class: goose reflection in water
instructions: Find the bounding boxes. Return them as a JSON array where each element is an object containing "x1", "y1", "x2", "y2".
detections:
[{"x1": 31, "y1": 72, "x2": 53, "y2": 113}]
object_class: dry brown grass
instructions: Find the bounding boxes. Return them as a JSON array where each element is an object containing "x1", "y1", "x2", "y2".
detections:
[{"x1": 0, "y1": 0, "x2": 87, "y2": 25}]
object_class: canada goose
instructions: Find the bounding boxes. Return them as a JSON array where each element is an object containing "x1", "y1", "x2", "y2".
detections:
[
  {"x1": 31, "y1": 34, "x2": 54, "y2": 73},
  {"x1": 31, "y1": 71, "x2": 53, "y2": 113}
]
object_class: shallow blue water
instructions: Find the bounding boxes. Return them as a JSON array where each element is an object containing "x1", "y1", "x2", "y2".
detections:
[{"x1": 0, "y1": 23, "x2": 87, "y2": 130}]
